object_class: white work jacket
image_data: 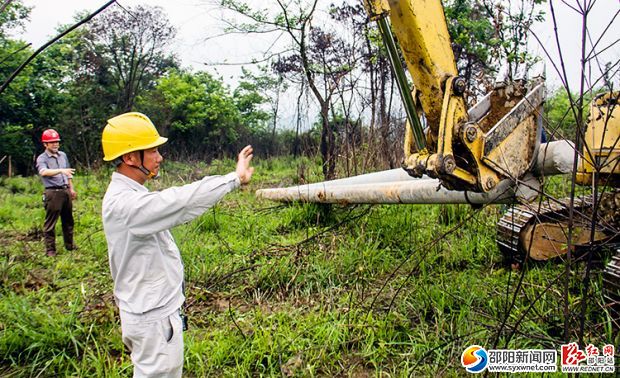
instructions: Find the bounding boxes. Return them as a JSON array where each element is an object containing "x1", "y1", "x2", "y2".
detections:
[{"x1": 102, "y1": 171, "x2": 240, "y2": 317}]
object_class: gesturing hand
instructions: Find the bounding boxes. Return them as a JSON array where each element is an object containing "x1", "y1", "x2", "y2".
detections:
[{"x1": 236, "y1": 145, "x2": 254, "y2": 185}]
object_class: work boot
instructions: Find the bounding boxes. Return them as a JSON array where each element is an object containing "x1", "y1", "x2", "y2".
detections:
[{"x1": 46, "y1": 250, "x2": 57, "y2": 257}]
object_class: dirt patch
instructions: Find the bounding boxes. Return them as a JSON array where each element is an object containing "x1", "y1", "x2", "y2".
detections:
[
  {"x1": 0, "y1": 228, "x2": 43, "y2": 243},
  {"x1": 186, "y1": 286, "x2": 253, "y2": 314},
  {"x1": 10, "y1": 268, "x2": 51, "y2": 293},
  {"x1": 80, "y1": 291, "x2": 118, "y2": 325},
  {"x1": 331, "y1": 355, "x2": 376, "y2": 377}
]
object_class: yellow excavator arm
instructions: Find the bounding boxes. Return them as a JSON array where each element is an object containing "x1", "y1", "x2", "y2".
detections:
[{"x1": 363, "y1": 0, "x2": 543, "y2": 192}]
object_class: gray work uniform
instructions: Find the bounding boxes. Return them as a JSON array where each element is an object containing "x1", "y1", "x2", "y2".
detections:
[
  {"x1": 102, "y1": 171, "x2": 240, "y2": 377},
  {"x1": 36, "y1": 150, "x2": 74, "y2": 253},
  {"x1": 36, "y1": 150, "x2": 71, "y2": 188}
]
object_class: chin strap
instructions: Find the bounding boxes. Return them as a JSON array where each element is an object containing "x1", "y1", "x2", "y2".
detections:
[
  {"x1": 134, "y1": 165, "x2": 157, "y2": 179},
  {"x1": 128, "y1": 150, "x2": 158, "y2": 179}
]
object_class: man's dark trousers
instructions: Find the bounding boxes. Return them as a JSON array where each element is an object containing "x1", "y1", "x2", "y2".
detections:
[{"x1": 43, "y1": 188, "x2": 74, "y2": 253}]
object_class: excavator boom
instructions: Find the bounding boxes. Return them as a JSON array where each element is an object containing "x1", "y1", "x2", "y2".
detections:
[{"x1": 364, "y1": 0, "x2": 544, "y2": 192}]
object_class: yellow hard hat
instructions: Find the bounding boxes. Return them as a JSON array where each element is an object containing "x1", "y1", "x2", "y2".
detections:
[{"x1": 102, "y1": 112, "x2": 168, "y2": 161}]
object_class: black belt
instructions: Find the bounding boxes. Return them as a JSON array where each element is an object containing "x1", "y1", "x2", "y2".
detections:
[{"x1": 45, "y1": 185, "x2": 69, "y2": 190}]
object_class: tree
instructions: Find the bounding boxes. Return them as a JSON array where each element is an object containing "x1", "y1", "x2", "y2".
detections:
[
  {"x1": 233, "y1": 66, "x2": 286, "y2": 156},
  {"x1": 0, "y1": 3, "x2": 180, "y2": 172},
  {"x1": 220, "y1": 0, "x2": 355, "y2": 179},
  {"x1": 137, "y1": 69, "x2": 244, "y2": 159},
  {"x1": 233, "y1": 68, "x2": 272, "y2": 131},
  {"x1": 0, "y1": 0, "x2": 29, "y2": 39},
  {"x1": 0, "y1": 1, "x2": 54, "y2": 174},
  {"x1": 481, "y1": 0, "x2": 545, "y2": 81},
  {"x1": 36, "y1": 5, "x2": 180, "y2": 166},
  {"x1": 444, "y1": 0, "x2": 496, "y2": 102},
  {"x1": 272, "y1": 24, "x2": 354, "y2": 179},
  {"x1": 37, "y1": 28, "x2": 116, "y2": 168},
  {"x1": 84, "y1": 5, "x2": 177, "y2": 112},
  {"x1": 330, "y1": 2, "x2": 402, "y2": 171}
]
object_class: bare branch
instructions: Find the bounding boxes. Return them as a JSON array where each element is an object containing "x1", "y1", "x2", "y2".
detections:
[
  {"x1": 0, "y1": 0, "x2": 13, "y2": 14},
  {"x1": 560, "y1": 0, "x2": 582, "y2": 13},
  {"x1": 0, "y1": 0, "x2": 117, "y2": 94},
  {"x1": 203, "y1": 49, "x2": 294, "y2": 66},
  {"x1": 584, "y1": 8, "x2": 620, "y2": 61},
  {"x1": 0, "y1": 41, "x2": 30, "y2": 66}
]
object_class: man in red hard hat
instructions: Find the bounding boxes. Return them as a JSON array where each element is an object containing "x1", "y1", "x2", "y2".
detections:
[{"x1": 36, "y1": 129, "x2": 77, "y2": 256}]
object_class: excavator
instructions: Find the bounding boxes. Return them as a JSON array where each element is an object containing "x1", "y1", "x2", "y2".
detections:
[{"x1": 257, "y1": 0, "x2": 619, "y2": 320}]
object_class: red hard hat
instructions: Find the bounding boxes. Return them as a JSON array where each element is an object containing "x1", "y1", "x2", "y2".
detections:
[{"x1": 41, "y1": 129, "x2": 61, "y2": 143}]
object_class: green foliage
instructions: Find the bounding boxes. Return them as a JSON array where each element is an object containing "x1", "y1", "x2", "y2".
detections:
[
  {"x1": 444, "y1": 0, "x2": 495, "y2": 65},
  {"x1": 0, "y1": 124, "x2": 34, "y2": 169},
  {"x1": 482, "y1": 0, "x2": 545, "y2": 80},
  {"x1": 0, "y1": 161, "x2": 615, "y2": 376},
  {"x1": 138, "y1": 69, "x2": 242, "y2": 158},
  {"x1": 0, "y1": 31, "x2": 68, "y2": 174},
  {"x1": 136, "y1": 67, "x2": 299, "y2": 160},
  {"x1": 0, "y1": 0, "x2": 30, "y2": 38},
  {"x1": 544, "y1": 89, "x2": 597, "y2": 141},
  {"x1": 233, "y1": 67, "x2": 274, "y2": 132}
]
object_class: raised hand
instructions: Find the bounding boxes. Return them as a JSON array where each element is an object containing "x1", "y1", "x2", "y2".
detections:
[
  {"x1": 61, "y1": 168, "x2": 75, "y2": 176},
  {"x1": 236, "y1": 145, "x2": 254, "y2": 184}
]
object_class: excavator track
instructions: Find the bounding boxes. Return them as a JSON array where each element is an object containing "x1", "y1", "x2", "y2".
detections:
[
  {"x1": 497, "y1": 195, "x2": 591, "y2": 265},
  {"x1": 497, "y1": 191, "x2": 620, "y2": 321},
  {"x1": 497, "y1": 191, "x2": 618, "y2": 265}
]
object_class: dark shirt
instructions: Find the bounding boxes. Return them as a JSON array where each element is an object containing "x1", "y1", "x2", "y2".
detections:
[{"x1": 36, "y1": 150, "x2": 71, "y2": 188}]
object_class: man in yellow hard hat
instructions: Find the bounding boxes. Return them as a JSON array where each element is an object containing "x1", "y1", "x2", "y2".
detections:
[{"x1": 101, "y1": 112, "x2": 253, "y2": 377}]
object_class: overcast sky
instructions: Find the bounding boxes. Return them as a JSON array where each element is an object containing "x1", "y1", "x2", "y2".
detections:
[
  {"x1": 12, "y1": 1, "x2": 620, "y2": 93},
  {"x1": 14, "y1": 0, "x2": 282, "y2": 81},
  {"x1": 529, "y1": 1, "x2": 619, "y2": 91}
]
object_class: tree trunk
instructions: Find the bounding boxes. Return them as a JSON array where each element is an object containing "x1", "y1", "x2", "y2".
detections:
[
  {"x1": 320, "y1": 104, "x2": 336, "y2": 180},
  {"x1": 379, "y1": 60, "x2": 393, "y2": 168}
]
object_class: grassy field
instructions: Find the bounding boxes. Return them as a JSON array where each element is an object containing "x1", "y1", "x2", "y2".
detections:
[{"x1": 0, "y1": 157, "x2": 617, "y2": 377}]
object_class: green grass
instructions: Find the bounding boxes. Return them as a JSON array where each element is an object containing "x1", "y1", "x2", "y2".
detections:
[{"x1": 0, "y1": 158, "x2": 617, "y2": 376}]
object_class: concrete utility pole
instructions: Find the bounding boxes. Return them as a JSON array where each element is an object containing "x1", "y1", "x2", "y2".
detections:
[{"x1": 256, "y1": 141, "x2": 574, "y2": 205}]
